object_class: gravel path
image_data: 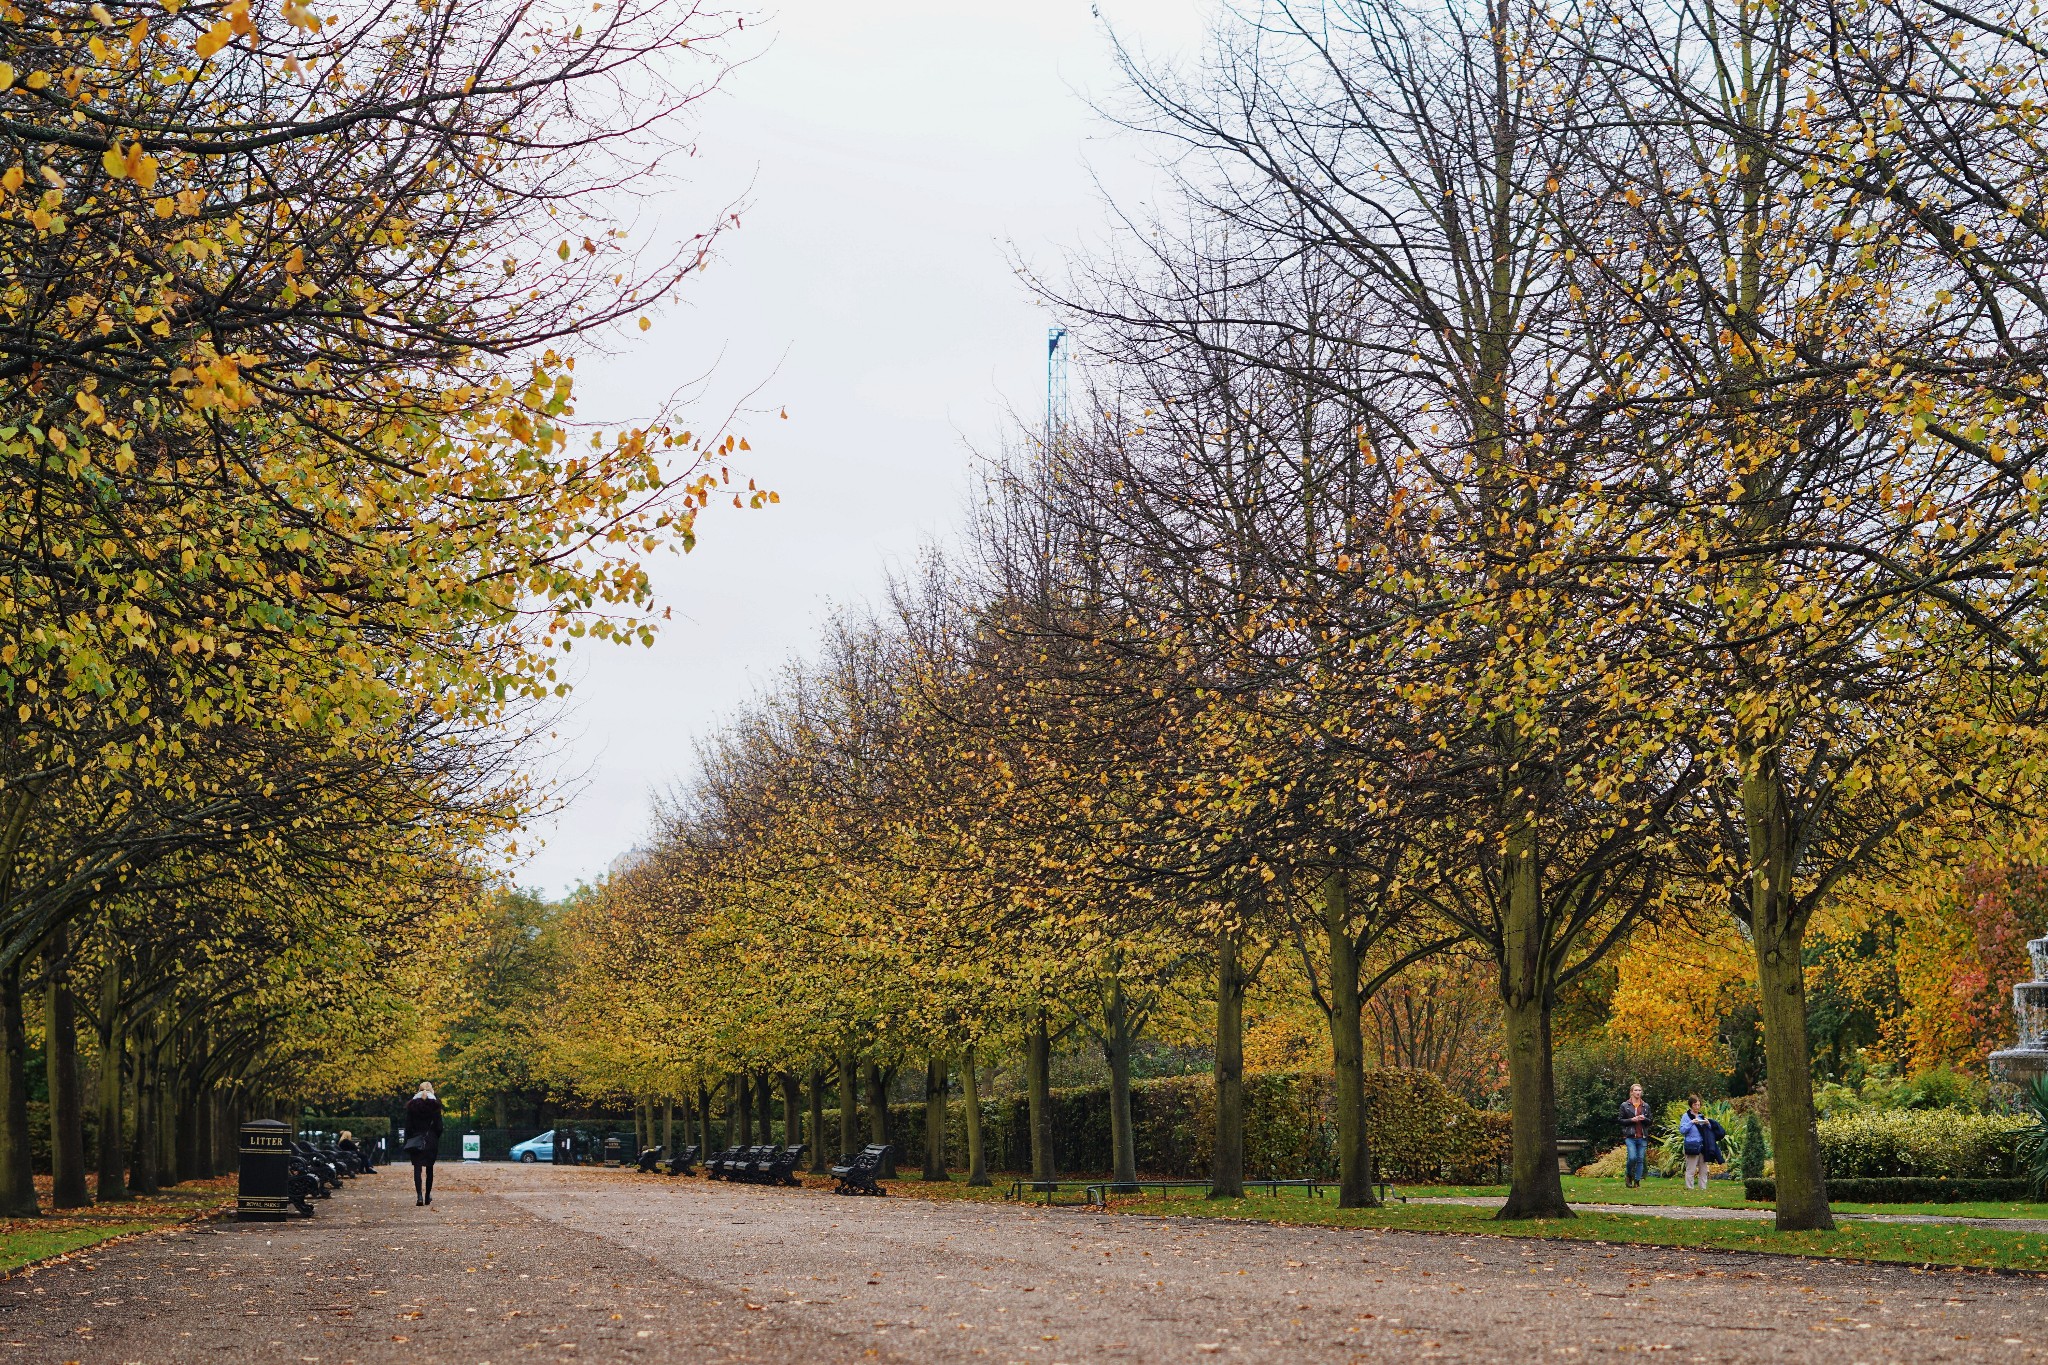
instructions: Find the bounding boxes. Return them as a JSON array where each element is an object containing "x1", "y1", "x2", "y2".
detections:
[{"x1": 10, "y1": 1162, "x2": 2048, "y2": 1363}]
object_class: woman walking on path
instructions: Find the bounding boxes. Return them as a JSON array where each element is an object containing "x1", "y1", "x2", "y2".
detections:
[
  {"x1": 1618, "y1": 1083, "x2": 1651, "y2": 1188},
  {"x1": 404, "y1": 1082, "x2": 445, "y2": 1207},
  {"x1": 1680, "y1": 1095, "x2": 1724, "y2": 1191}
]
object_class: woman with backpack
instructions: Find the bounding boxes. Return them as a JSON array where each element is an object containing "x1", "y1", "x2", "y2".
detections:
[
  {"x1": 403, "y1": 1081, "x2": 445, "y2": 1207},
  {"x1": 1679, "y1": 1095, "x2": 1724, "y2": 1190}
]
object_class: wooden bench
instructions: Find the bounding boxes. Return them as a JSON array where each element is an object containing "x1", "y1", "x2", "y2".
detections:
[
  {"x1": 666, "y1": 1143, "x2": 700, "y2": 1176},
  {"x1": 829, "y1": 1144, "x2": 892, "y2": 1196}
]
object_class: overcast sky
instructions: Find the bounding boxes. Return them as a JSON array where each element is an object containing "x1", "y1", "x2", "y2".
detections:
[{"x1": 514, "y1": 1, "x2": 1212, "y2": 895}]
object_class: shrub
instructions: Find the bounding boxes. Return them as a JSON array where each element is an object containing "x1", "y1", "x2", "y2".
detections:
[
  {"x1": 1552, "y1": 1033, "x2": 1726, "y2": 1153},
  {"x1": 882, "y1": 1068, "x2": 1509, "y2": 1182},
  {"x1": 1816, "y1": 1109, "x2": 2034, "y2": 1179},
  {"x1": 1738, "y1": 1113, "x2": 1767, "y2": 1181},
  {"x1": 1745, "y1": 1177, "x2": 2036, "y2": 1204},
  {"x1": 2025, "y1": 1076, "x2": 2048, "y2": 1198}
]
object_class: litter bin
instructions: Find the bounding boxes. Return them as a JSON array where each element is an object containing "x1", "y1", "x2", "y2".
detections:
[
  {"x1": 462, "y1": 1131, "x2": 482, "y2": 1163},
  {"x1": 237, "y1": 1118, "x2": 294, "y2": 1221},
  {"x1": 554, "y1": 1131, "x2": 577, "y2": 1165},
  {"x1": 603, "y1": 1136, "x2": 621, "y2": 1166}
]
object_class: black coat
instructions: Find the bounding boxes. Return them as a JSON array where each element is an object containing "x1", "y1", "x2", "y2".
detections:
[{"x1": 404, "y1": 1095, "x2": 444, "y2": 1160}]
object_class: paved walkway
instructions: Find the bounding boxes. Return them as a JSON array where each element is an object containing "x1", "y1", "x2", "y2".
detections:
[
  {"x1": 1407, "y1": 1196, "x2": 2048, "y2": 1232},
  {"x1": 9, "y1": 1163, "x2": 2048, "y2": 1363}
]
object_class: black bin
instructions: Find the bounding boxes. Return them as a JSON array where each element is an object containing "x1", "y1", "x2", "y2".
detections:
[
  {"x1": 237, "y1": 1118, "x2": 294, "y2": 1221},
  {"x1": 554, "y1": 1131, "x2": 577, "y2": 1166},
  {"x1": 602, "y1": 1136, "x2": 621, "y2": 1166}
]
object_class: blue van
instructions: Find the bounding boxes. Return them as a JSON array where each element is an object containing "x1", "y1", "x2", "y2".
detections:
[{"x1": 509, "y1": 1130, "x2": 555, "y2": 1163}]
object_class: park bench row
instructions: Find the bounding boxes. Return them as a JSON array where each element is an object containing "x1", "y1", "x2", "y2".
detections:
[
  {"x1": 285, "y1": 1136, "x2": 378, "y2": 1216},
  {"x1": 624, "y1": 1140, "x2": 894, "y2": 1196}
]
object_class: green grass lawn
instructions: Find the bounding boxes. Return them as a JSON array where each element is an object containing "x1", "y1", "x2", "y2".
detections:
[
  {"x1": 1398, "y1": 1174, "x2": 2048, "y2": 1221},
  {"x1": 0, "y1": 1177, "x2": 234, "y2": 1275},
  {"x1": 880, "y1": 1174, "x2": 2048, "y2": 1272}
]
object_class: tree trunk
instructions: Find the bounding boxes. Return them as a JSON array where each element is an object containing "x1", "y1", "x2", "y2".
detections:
[
  {"x1": 1743, "y1": 746, "x2": 1834, "y2": 1230},
  {"x1": 865, "y1": 1063, "x2": 896, "y2": 1177},
  {"x1": 1210, "y1": 934, "x2": 1246, "y2": 1199},
  {"x1": 697, "y1": 1081, "x2": 713, "y2": 1152},
  {"x1": 155, "y1": 1045, "x2": 178, "y2": 1188},
  {"x1": 1104, "y1": 978, "x2": 1138, "y2": 1190},
  {"x1": 176, "y1": 1075, "x2": 204, "y2": 1183},
  {"x1": 837, "y1": 1052, "x2": 859, "y2": 1160},
  {"x1": 774, "y1": 1072, "x2": 796, "y2": 1147},
  {"x1": 922, "y1": 1054, "x2": 948, "y2": 1182},
  {"x1": 1026, "y1": 1010, "x2": 1055, "y2": 1184},
  {"x1": 95, "y1": 959, "x2": 128, "y2": 1202},
  {"x1": 1321, "y1": 874, "x2": 1377, "y2": 1208},
  {"x1": 755, "y1": 1070, "x2": 772, "y2": 1142},
  {"x1": 0, "y1": 962, "x2": 38, "y2": 1217},
  {"x1": 961, "y1": 1045, "x2": 988, "y2": 1186},
  {"x1": 807, "y1": 1070, "x2": 828, "y2": 1172},
  {"x1": 734, "y1": 1076, "x2": 751, "y2": 1145},
  {"x1": 129, "y1": 1033, "x2": 159, "y2": 1197},
  {"x1": 1754, "y1": 918, "x2": 1831, "y2": 1227},
  {"x1": 1497, "y1": 811, "x2": 1570, "y2": 1220},
  {"x1": 44, "y1": 945, "x2": 90, "y2": 1208}
]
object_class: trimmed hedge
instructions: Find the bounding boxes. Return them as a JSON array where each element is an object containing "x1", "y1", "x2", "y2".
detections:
[
  {"x1": 300, "y1": 1116, "x2": 391, "y2": 1139},
  {"x1": 1816, "y1": 1110, "x2": 2034, "y2": 1180},
  {"x1": 872, "y1": 1068, "x2": 1510, "y2": 1183},
  {"x1": 1745, "y1": 1177, "x2": 2039, "y2": 1204}
]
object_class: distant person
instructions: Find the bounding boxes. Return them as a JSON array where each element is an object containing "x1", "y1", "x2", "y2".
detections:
[
  {"x1": 1618, "y1": 1082, "x2": 1651, "y2": 1188},
  {"x1": 1680, "y1": 1095, "x2": 1724, "y2": 1190},
  {"x1": 403, "y1": 1082, "x2": 445, "y2": 1207}
]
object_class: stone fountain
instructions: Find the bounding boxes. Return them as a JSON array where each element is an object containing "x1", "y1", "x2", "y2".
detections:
[{"x1": 1989, "y1": 936, "x2": 2048, "y2": 1087}]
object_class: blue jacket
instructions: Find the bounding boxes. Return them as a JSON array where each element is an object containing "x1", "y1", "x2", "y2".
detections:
[{"x1": 1680, "y1": 1113, "x2": 1724, "y2": 1161}]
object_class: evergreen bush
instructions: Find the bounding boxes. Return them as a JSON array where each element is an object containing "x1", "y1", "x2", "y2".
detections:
[
  {"x1": 1816, "y1": 1109, "x2": 2033, "y2": 1179},
  {"x1": 875, "y1": 1068, "x2": 1509, "y2": 1182}
]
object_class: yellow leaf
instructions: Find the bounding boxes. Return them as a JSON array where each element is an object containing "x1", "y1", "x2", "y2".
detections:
[
  {"x1": 102, "y1": 145, "x2": 128, "y2": 179},
  {"x1": 0, "y1": 167, "x2": 19, "y2": 194},
  {"x1": 196, "y1": 20, "x2": 233, "y2": 57},
  {"x1": 637, "y1": 316, "x2": 650, "y2": 331},
  {"x1": 0, "y1": 63, "x2": 14, "y2": 91}
]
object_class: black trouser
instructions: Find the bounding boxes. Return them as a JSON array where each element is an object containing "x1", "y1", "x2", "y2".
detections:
[{"x1": 412, "y1": 1154, "x2": 436, "y2": 1201}]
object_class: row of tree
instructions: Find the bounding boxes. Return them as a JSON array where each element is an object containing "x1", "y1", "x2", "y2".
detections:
[
  {"x1": 574, "y1": 0, "x2": 2048, "y2": 1234},
  {"x1": 3, "y1": 0, "x2": 749, "y2": 1213}
]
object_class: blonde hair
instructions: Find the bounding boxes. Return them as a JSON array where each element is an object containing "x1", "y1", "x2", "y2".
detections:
[{"x1": 416, "y1": 1081, "x2": 437, "y2": 1098}]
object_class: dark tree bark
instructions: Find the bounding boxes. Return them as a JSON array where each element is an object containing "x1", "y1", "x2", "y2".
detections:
[
  {"x1": 865, "y1": 1063, "x2": 896, "y2": 1177},
  {"x1": 44, "y1": 941, "x2": 90, "y2": 1208},
  {"x1": 0, "y1": 963, "x2": 36, "y2": 1217},
  {"x1": 961, "y1": 1045, "x2": 989, "y2": 1186},
  {"x1": 837, "y1": 1051, "x2": 859, "y2": 1160},
  {"x1": 1209, "y1": 935, "x2": 1247, "y2": 1199},
  {"x1": 922, "y1": 1055, "x2": 949, "y2": 1182},
  {"x1": 1026, "y1": 1011, "x2": 1055, "y2": 1184},
  {"x1": 807, "y1": 1069, "x2": 828, "y2": 1173}
]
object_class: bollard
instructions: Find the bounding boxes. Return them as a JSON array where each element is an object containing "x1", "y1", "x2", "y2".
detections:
[{"x1": 237, "y1": 1118, "x2": 294, "y2": 1221}]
